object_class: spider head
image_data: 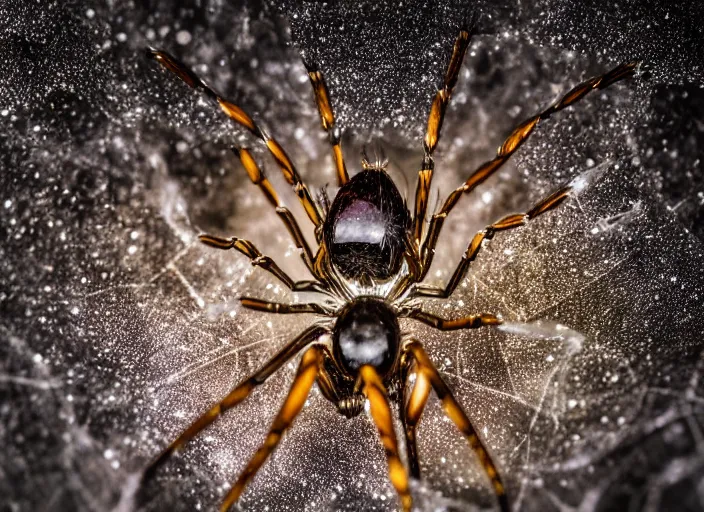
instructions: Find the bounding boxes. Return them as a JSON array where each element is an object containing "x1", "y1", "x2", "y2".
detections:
[{"x1": 332, "y1": 297, "x2": 400, "y2": 378}]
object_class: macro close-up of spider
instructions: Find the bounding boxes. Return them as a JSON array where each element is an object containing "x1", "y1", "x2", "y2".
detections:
[
  {"x1": 142, "y1": 24, "x2": 638, "y2": 511},
  {"x1": 2, "y1": 1, "x2": 704, "y2": 512}
]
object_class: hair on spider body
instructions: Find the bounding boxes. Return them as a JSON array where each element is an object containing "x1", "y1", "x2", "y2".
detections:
[{"x1": 144, "y1": 19, "x2": 640, "y2": 512}]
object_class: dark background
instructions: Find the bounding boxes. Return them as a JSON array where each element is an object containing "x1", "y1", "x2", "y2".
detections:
[{"x1": 1, "y1": 0, "x2": 704, "y2": 511}]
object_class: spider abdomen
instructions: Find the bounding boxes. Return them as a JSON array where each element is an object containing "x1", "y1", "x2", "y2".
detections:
[
  {"x1": 332, "y1": 297, "x2": 400, "y2": 378},
  {"x1": 324, "y1": 169, "x2": 409, "y2": 280}
]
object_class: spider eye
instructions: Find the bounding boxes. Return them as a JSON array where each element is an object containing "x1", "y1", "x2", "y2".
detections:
[{"x1": 333, "y1": 298, "x2": 399, "y2": 377}]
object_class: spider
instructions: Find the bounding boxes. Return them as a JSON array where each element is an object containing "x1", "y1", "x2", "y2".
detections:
[{"x1": 143, "y1": 19, "x2": 638, "y2": 512}]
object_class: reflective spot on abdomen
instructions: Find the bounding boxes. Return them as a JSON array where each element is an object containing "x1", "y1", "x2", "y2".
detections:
[{"x1": 333, "y1": 199, "x2": 386, "y2": 245}]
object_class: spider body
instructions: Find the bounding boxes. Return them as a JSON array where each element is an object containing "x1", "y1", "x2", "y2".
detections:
[
  {"x1": 144, "y1": 23, "x2": 639, "y2": 512},
  {"x1": 333, "y1": 297, "x2": 401, "y2": 380},
  {"x1": 316, "y1": 296, "x2": 403, "y2": 420},
  {"x1": 324, "y1": 168, "x2": 410, "y2": 280}
]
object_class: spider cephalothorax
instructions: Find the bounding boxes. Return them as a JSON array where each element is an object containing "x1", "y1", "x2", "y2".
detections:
[
  {"x1": 143, "y1": 19, "x2": 638, "y2": 512},
  {"x1": 333, "y1": 297, "x2": 401, "y2": 377}
]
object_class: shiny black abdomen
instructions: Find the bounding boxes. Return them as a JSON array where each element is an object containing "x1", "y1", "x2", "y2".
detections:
[
  {"x1": 332, "y1": 297, "x2": 400, "y2": 378},
  {"x1": 323, "y1": 169, "x2": 410, "y2": 280}
]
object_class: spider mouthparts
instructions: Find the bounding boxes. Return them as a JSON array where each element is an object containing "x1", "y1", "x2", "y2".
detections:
[{"x1": 338, "y1": 395, "x2": 365, "y2": 418}]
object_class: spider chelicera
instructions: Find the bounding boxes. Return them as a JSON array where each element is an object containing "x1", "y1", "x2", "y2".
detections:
[{"x1": 143, "y1": 20, "x2": 638, "y2": 512}]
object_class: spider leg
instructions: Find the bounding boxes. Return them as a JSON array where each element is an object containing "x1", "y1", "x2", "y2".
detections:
[
  {"x1": 220, "y1": 344, "x2": 324, "y2": 511},
  {"x1": 310, "y1": 243, "x2": 355, "y2": 302},
  {"x1": 315, "y1": 346, "x2": 366, "y2": 418},
  {"x1": 386, "y1": 242, "x2": 424, "y2": 303},
  {"x1": 405, "y1": 340, "x2": 509, "y2": 512},
  {"x1": 143, "y1": 325, "x2": 327, "y2": 483},
  {"x1": 316, "y1": 346, "x2": 342, "y2": 405},
  {"x1": 240, "y1": 297, "x2": 336, "y2": 316},
  {"x1": 359, "y1": 365, "x2": 413, "y2": 512},
  {"x1": 412, "y1": 25, "x2": 473, "y2": 248},
  {"x1": 412, "y1": 185, "x2": 571, "y2": 299},
  {"x1": 419, "y1": 60, "x2": 640, "y2": 278},
  {"x1": 399, "y1": 349, "x2": 431, "y2": 480},
  {"x1": 198, "y1": 234, "x2": 329, "y2": 295},
  {"x1": 231, "y1": 147, "x2": 319, "y2": 278},
  {"x1": 303, "y1": 59, "x2": 349, "y2": 186},
  {"x1": 148, "y1": 48, "x2": 323, "y2": 227},
  {"x1": 404, "y1": 309, "x2": 501, "y2": 330}
]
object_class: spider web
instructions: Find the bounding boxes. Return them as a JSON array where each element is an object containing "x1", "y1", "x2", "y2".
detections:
[{"x1": 1, "y1": 0, "x2": 703, "y2": 511}]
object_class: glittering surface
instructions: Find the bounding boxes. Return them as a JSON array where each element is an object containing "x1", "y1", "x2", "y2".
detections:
[{"x1": 2, "y1": 1, "x2": 704, "y2": 511}]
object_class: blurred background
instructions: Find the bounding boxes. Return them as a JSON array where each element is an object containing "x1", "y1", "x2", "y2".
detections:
[{"x1": 1, "y1": 0, "x2": 703, "y2": 510}]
